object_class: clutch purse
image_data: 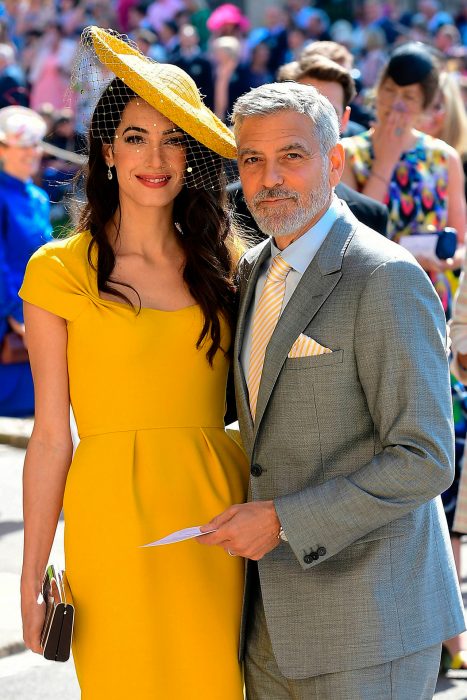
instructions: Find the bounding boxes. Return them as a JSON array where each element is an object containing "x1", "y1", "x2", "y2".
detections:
[
  {"x1": 0, "y1": 331, "x2": 28, "y2": 364},
  {"x1": 40, "y1": 565, "x2": 74, "y2": 662},
  {"x1": 435, "y1": 227, "x2": 457, "y2": 260}
]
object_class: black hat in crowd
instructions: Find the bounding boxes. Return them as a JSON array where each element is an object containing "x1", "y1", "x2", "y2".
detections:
[{"x1": 386, "y1": 42, "x2": 435, "y2": 86}]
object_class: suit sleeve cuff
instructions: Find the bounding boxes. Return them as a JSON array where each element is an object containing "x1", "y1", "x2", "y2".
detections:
[{"x1": 274, "y1": 493, "x2": 329, "y2": 571}]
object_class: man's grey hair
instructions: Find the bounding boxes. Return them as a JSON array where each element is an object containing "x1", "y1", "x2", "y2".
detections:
[{"x1": 231, "y1": 82, "x2": 339, "y2": 157}]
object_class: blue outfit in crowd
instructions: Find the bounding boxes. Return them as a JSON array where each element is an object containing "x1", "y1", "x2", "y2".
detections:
[{"x1": 0, "y1": 170, "x2": 52, "y2": 416}]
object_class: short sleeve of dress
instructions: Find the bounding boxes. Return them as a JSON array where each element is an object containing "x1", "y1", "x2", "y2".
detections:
[{"x1": 19, "y1": 235, "x2": 90, "y2": 322}]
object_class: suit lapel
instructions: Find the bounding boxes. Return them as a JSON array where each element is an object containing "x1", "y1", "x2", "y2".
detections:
[{"x1": 253, "y1": 213, "x2": 357, "y2": 440}]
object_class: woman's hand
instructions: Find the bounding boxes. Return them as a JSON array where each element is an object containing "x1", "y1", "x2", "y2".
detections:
[
  {"x1": 371, "y1": 109, "x2": 413, "y2": 176},
  {"x1": 416, "y1": 246, "x2": 465, "y2": 273},
  {"x1": 414, "y1": 253, "x2": 447, "y2": 272},
  {"x1": 21, "y1": 585, "x2": 45, "y2": 654},
  {"x1": 447, "y1": 246, "x2": 466, "y2": 271}
]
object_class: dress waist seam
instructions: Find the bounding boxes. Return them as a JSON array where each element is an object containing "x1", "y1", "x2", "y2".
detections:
[{"x1": 78, "y1": 425, "x2": 225, "y2": 439}]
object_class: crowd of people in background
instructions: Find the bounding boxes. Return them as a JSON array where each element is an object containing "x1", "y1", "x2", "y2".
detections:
[
  {"x1": 0, "y1": 7, "x2": 466, "y2": 400},
  {"x1": 0, "y1": 0, "x2": 463, "y2": 242},
  {"x1": 0, "y1": 0, "x2": 465, "y2": 171}
]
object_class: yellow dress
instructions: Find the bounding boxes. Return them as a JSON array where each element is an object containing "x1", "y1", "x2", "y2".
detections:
[{"x1": 19, "y1": 231, "x2": 249, "y2": 699}]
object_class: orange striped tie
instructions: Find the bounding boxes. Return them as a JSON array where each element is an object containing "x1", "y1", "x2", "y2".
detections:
[{"x1": 248, "y1": 255, "x2": 292, "y2": 419}]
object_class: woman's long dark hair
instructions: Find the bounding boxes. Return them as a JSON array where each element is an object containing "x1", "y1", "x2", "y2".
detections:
[{"x1": 77, "y1": 78, "x2": 240, "y2": 364}]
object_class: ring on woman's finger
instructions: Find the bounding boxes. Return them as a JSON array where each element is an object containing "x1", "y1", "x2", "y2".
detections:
[
  {"x1": 227, "y1": 549, "x2": 236, "y2": 557},
  {"x1": 394, "y1": 127, "x2": 403, "y2": 136}
]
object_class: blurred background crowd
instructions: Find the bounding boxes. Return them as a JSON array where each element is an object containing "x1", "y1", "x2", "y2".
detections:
[
  {"x1": 0, "y1": 0, "x2": 465, "y2": 232},
  {"x1": 0, "y1": 2, "x2": 466, "y2": 422}
]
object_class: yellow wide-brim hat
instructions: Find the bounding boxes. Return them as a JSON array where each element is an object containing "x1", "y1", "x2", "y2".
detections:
[{"x1": 87, "y1": 26, "x2": 237, "y2": 160}]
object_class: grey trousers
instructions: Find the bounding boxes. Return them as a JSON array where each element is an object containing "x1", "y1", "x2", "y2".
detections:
[{"x1": 245, "y1": 590, "x2": 441, "y2": 700}]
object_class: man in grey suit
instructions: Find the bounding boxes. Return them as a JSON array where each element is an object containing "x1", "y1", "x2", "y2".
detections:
[{"x1": 199, "y1": 82, "x2": 465, "y2": 698}]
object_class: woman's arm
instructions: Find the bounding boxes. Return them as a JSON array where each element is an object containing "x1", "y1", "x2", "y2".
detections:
[
  {"x1": 427, "y1": 148, "x2": 467, "y2": 272},
  {"x1": 341, "y1": 132, "x2": 396, "y2": 202},
  {"x1": 20, "y1": 302, "x2": 73, "y2": 654},
  {"x1": 358, "y1": 115, "x2": 413, "y2": 203},
  {"x1": 446, "y1": 147, "x2": 466, "y2": 247}
]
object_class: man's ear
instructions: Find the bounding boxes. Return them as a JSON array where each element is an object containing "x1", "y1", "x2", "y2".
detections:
[
  {"x1": 340, "y1": 106, "x2": 351, "y2": 134},
  {"x1": 102, "y1": 143, "x2": 113, "y2": 166},
  {"x1": 329, "y1": 143, "x2": 345, "y2": 187}
]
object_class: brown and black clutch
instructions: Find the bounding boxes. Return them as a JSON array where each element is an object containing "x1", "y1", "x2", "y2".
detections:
[{"x1": 40, "y1": 565, "x2": 74, "y2": 662}]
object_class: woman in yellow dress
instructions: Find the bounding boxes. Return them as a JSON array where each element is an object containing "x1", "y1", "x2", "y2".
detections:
[{"x1": 19, "y1": 27, "x2": 248, "y2": 699}]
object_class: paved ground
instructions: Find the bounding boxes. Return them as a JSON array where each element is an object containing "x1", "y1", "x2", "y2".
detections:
[
  {"x1": 0, "y1": 651, "x2": 80, "y2": 699},
  {"x1": 0, "y1": 421, "x2": 467, "y2": 698}
]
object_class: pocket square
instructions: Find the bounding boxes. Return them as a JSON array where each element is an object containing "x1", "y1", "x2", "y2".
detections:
[{"x1": 288, "y1": 333, "x2": 332, "y2": 359}]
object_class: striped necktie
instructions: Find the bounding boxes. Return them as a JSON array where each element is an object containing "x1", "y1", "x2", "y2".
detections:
[{"x1": 248, "y1": 254, "x2": 292, "y2": 420}]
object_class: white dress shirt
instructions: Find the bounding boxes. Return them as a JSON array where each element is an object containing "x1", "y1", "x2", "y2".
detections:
[{"x1": 241, "y1": 196, "x2": 342, "y2": 379}]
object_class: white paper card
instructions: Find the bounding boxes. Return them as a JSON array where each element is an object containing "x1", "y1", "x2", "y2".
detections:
[
  {"x1": 398, "y1": 234, "x2": 438, "y2": 261},
  {"x1": 141, "y1": 526, "x2": 216, "y2": 548}
]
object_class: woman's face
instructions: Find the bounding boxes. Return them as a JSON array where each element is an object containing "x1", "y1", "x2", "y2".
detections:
[
  {"x1": 103, "y1": 100, "x2": 186, "y2": 212},
  {"x1": 252, "y1": 43, "x2": 270, "y2": 66},
  {"x1": 0, "y1": 142, "x2": 43, "y2": 181},
  {"x1": 376, "y1": 77, "x2": 425, "y2": 127}
]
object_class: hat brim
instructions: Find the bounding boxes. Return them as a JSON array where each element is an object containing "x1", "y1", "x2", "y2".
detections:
[{"x1": 89, "y1": 26, "x2": 237, "y2": 160}]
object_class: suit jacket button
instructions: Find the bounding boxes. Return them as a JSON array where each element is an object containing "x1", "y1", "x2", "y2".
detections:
[
  {"x1": 304, "y1": 554, "x2": 313, "y2": 564},
  {"x1": 250, "y1": 464, "x2": 263, "y2": 477},
  {"x1": 311, "y1": 551, "x2": 319, "y2": 561},
  {"x1": 317, "y1": 546, "x2": 326, "y2": 557}
]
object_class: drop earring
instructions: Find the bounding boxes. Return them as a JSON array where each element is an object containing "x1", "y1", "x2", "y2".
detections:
[{"x1": 107, "y1": 165, "x2": 113, "y2": 180}]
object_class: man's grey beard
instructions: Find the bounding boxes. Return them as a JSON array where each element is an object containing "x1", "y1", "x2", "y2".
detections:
[{"x1": 246, "y1": 172, "x2": 331, "y2": 238}]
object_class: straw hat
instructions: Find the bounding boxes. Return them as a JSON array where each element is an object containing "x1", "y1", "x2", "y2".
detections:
[{"x1": 87, "y1": 26, "x2": 237, "y2": 159}]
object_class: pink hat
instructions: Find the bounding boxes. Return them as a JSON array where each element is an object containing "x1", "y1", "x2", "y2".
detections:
[{"x1": 207, "y1": 4, "x2": 250, "y2": 32}]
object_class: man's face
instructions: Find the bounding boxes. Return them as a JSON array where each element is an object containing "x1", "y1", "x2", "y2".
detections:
[
  {"x1": 236, "y1": 110, "x2": 344, "y2": 244},
  {"x1": 298, "y1": 77, "x2": 351, "y2": 133},
  {"x1": 0, "y1": 142, "x2": 43, "y2": 182}
]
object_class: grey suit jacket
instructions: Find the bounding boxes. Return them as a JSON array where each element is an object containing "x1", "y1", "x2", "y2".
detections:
[{"x1": 234, "y1": 204, "x2": 465, "y2": 680}]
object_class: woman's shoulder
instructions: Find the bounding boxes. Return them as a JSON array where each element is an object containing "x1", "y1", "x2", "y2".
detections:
[
  {"x1": 20, "y1": 231, "x2": 94, "y2": 321},
  {"x1": 341, "y1": 130, "x2": 372, "y2": 163},
  {"x1": 25, "y1": 231, "x2": 93, "y2": 293},
  {"x1": 30, "y1": 230, "x2": 92, "y2": 268},
  {"x1": 342, "y1": 129, "x2": 372, "y2": 151},
  {"x1": 414, "y1": 130, "x2": 453, "y2": 159}
]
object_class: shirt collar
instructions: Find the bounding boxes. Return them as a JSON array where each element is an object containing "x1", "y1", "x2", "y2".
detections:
[{"x1": 270, "y1": 195, "x2": 341, "y2": 274}]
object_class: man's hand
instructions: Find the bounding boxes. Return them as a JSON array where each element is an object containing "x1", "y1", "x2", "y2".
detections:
[{"x1": 198, "y1": 501, "x2": 282, "y2": 560}]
